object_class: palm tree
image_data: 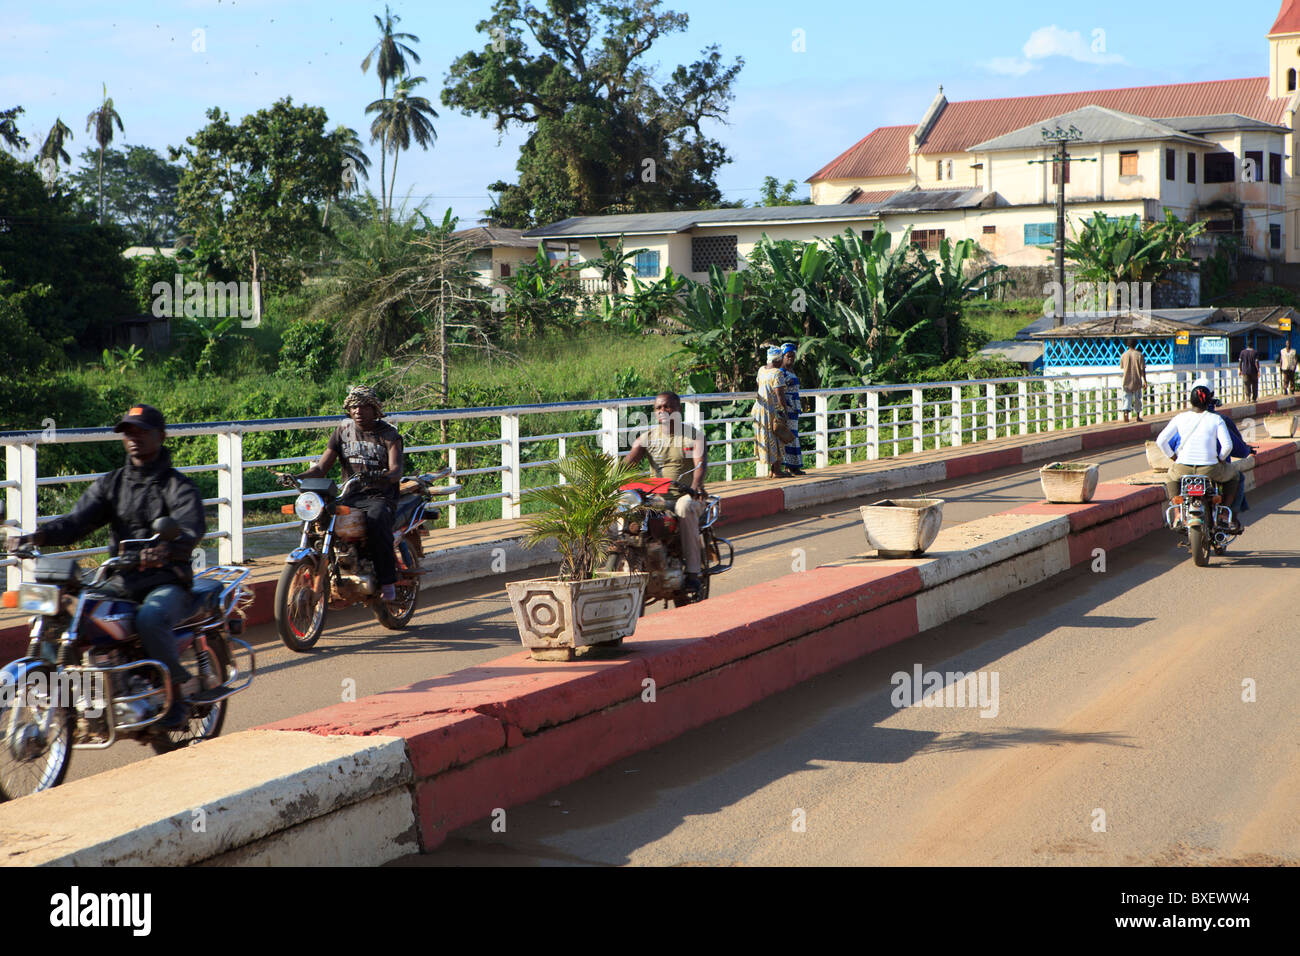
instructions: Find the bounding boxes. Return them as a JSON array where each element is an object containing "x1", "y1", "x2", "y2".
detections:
[
  {"x1": 38, "y1": 118, "x2": 73, "y2": 192},
  {"x1": 85, "y1": 83, "x2": 124, "y2": 224},
  {"x1": 360, "y1": 5, "x2": 421, "y2": 216},
  {"x1": 323, "y1": 125, "x2": 371, "y2": 227},
  {"x1": 0, "y1": 105, "x2": 28, "y2": 154},
  {"x1": 366, "y1": 74, "x2": 438, "y2": 223}
]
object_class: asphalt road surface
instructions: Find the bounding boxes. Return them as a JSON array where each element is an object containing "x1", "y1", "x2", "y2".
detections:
[
  {"x1": 400, "y1": 472, "x2": 1300, "y2": 866},
  {"x1": 67, "y1": 443, "x2": 1152, "y2": 784}
]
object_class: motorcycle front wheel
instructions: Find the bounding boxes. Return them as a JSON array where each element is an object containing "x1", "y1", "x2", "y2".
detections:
[
  {"x1": 275, "y1": 559, "x2": 328, "y2": 652},
  {"x1": 0, "y1": 671, "x2": 71, "y2": 801},
  {"x1": 151, "y1": 637, "x2": 231, "y2": 754},
  {"x1": 1189, "y1": 525, "x2": 1212, "y2": 567}
]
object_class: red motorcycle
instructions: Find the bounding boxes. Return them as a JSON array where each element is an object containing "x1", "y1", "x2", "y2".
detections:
[{"x1": 605, "y1": 477, "x2": 733, "y2": 609}]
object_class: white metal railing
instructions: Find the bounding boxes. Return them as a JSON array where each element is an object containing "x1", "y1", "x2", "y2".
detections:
[{"x1": 0, "y1": 364, "x2": 1281, "y2": 588}]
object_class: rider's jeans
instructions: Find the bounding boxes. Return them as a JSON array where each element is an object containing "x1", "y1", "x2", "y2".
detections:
[
  {"x1": 674, "y1": 496, "x2": 703, "y2": 574},
  {"x1": 343, "y1": 493, "x2": 397, "y2": 586},
  {"x1": 1165, "y1": 461, "x2": 1239, "y2": 515},
  {"x1": 136, "y1": 584, "x2": 194, "y2": 684}
]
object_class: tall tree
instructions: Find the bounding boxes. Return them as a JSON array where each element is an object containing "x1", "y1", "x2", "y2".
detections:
[
  {"x1": 68, "y1": 145, "x2": 182, "y2": 245},
  {"x1": 85, "y1": 83, "x2": 125, "y2": 224},
  {"x1": 0, "y1": 106, "x2": 28, "y2": 154},
  {"x1": 170, "y1": 99, "x2": 344, "y2": 289},
  {"x1": 323, "y1": 125, "x2": 371, "y2": 228},
  {"x1": 38, "y1": 118, "x2": 74, "y2": 193},
  {"x1": 366, "y1": 74, "x2": 438, "y2": 218},
  {"x1": 360, "y1": 5, "x2": 422, "y2": 216},
  {"x1": 443, "y1": 0, "x2": 743, "y2": 227}
]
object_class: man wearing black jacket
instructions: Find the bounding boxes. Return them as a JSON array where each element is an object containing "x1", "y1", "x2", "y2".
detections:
[{"x1": 16, "y1": 404, "x2": 207, "y2": 728}]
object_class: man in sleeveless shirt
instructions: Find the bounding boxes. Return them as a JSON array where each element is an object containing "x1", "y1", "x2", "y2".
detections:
[{"x1": 624, "y1": 391, "x2": 707, "y2": 595}]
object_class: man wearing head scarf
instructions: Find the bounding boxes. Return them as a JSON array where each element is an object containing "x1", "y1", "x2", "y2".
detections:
[
  {"x1": 289, "y1": 386, "x2": 405, "y2": 602},
  {"x1": 779, "y1": 343, "x2": 805, "y2": 475}
]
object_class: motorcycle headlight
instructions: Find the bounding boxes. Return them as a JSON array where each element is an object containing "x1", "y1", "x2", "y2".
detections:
[
  {"x1": 617, "y1": 490, "x2": 643, "y2": 513},
  {"x1": 18, "y1": 583, "x2": 59, "y2": 616},
  {"x1": 294, "y1": 492, "x2": 326, "y2": 522}
]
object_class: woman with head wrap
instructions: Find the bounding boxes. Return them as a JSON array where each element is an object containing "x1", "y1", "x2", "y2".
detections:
[
  {"x1": 779, "y1": 343, "x2": 804, "y2": 475},
  {"x1": 752, "y1": 345, "x2": 790, "y2": 478}
]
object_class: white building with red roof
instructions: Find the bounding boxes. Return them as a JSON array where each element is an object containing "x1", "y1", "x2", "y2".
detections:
[{"x1": 808, "y1": 2, "x2": 1300, "y2": 266}]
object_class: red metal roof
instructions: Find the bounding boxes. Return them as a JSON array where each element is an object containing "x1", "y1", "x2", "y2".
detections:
[
  {"x1": 1270, "y1": 0, "x2": 1300, "y2": 35},
  {"x1": 810, "y1": 77, "x2": 1290, "y2": 183},
  {"x1": 847, "y1": 189, "x2": 897, "y2": 204},
  {"x1": 807, "y1": 125, "x2": 911, "y2": 182}
]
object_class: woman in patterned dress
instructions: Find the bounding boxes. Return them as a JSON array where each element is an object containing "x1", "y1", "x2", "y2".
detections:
[
  {"x1": 753, "y1": 346, "x2": 789, "y2": 478},
  {"x1": 779, "y1": 343, "x2": 804, "y2": 475}
]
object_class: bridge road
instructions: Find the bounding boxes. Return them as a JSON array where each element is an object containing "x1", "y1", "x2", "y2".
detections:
[
  {"x1": 402, "y1": 471, "x2": 1300, "y2": 867},
  {"x1": 66, "y1": 443, "x2": 1152, "y2": 784}
]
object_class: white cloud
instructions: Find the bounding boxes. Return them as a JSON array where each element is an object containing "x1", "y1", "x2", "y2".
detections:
[
  {"x1": 983, "y1": 24, "x2": 1125, "y2": 75},
  {"x1": 1022, "y1": 25, "x2": 1125, "y2": 65}
]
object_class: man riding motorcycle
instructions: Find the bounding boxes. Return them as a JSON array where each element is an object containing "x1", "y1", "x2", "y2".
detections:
[
  {"x1": 281, "y1": 385, "x2": 404, "y2": 602},
  {"x1": 622, "y1": 391, "x2": 707, "y2": 596},
  {"x1": 14, "y1": 404, "x2": 206, "y2": 729},
  {"x1": 1156, "y1": 385, "x2": 1242, "y2": 532}
]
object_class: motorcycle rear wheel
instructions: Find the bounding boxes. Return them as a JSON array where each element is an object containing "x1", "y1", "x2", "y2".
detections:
[
  {"x1": 151, "y1": 637, "x2": 231, "y2": 754},
  {"x1": 275, "y1": 559, "x2": 328, "y2": 652},
  {"x1": 1189, "y1": 525, "x2": 1212, "y2": 567},
  {"x1": 370, "y1": 579, "x2": 419, "y2": 629},
  {"x1": 0, "y1": 671, "x2": 71, "y2": 801}
]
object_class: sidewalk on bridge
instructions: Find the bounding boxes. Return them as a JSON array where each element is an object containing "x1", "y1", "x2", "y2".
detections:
[{"x1": 2, "y1": 392, "x2": 1295, "y2": 657}]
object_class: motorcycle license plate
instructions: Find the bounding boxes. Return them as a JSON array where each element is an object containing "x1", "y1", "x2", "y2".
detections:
[{"x1": 1183, "y1": 479, "x2": 1207, "y2": 496}]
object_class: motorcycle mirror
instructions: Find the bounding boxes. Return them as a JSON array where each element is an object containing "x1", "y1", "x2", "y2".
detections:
[{"x1": 152, "y1": 516, "x2": 181, "y2": 541}]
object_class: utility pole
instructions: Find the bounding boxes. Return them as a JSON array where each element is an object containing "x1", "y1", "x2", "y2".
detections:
[{"x1": 1030, "y1": 125, "x2": 1091, "y2": 327}]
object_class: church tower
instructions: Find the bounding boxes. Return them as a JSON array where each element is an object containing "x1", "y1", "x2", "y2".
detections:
[{"x1": 1269, "y1": 0, "x2": 1300, "y2": 98}]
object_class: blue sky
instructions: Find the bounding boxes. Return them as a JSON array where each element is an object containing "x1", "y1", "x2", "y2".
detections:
[{"x1": 0, "y1": 0, "x2": 1278, "y2": 224}]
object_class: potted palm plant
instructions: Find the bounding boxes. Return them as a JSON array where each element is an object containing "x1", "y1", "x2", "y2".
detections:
[{"x1": 506, "y1": 446, "x2": 650, "y2": 661}]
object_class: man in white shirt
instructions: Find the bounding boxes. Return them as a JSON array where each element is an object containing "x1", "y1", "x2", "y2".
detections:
[{"x1": 1156, "y1": 384, "x2": 1240, "y2": 528}]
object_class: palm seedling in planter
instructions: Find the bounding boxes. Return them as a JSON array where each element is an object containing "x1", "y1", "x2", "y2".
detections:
[{"x1": 506, "y1": 446, "x2": 651, "y2": 661}]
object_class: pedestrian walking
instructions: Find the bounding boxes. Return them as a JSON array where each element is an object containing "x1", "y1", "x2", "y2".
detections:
[
  {"x1": 753, "y1": 346, "x2": 790, "y2": 478},
  {"x1": 1120, "y1": 337, "x2": 1146, "y2": 422},
  {"x1": 1238, "y1": 342, "x2": 1260, "y2": 402},
  {"x1": 1280, "y1": 342, "x2": 1297, "y2": 395},
  {"x1": 779, "y1": 343, "x2": 805, "y2": 475}
]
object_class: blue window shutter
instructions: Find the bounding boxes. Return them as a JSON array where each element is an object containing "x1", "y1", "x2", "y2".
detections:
[{"x1": 635, "y1": 250, "x2": 660, "y2": 277}]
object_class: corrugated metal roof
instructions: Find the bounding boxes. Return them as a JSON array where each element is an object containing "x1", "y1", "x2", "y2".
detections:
[
  {"x1": 806, "y1": 125, "x2": 912, "y2": 182},
  {"x1": 1206, "y1": 321, "x2": 1267, "y2": 335},
  {"x1": 1031, "y1": 314, "x2": 1213, "y2": 338},
  {"x1": 844, "y1": 188, "x2": 898, "y2": 205},
  {"x1": 1209, "y1": 305, "x2": 1300, "y2": 328},
  {"x1": 451, "y1": 226, "x2": 538, "y2": 249},
  {"x1": 970, "y1": 106, "x2": 1207, "y2": 152},
  {"x1": 869, "y1": 187, "x2": 992, "y2": 213},
  {"x1": 1159, "y1": 113, "x2": 1291, "y2": 134},
  {"x1": 979, "y1": 341, "x2": 1043, "y2": 364},
  {"x1": 522, "y1": 204, "x2": 877, "y2": 238},
  {"x1": 1270, "y1": 0, "x2": 1300, "y2": 35},
  {"x1": 921, "y1": 78, "x2": 1287, "y2": 155}
]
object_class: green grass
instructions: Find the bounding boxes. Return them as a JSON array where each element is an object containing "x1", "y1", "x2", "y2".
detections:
[{"x1": 962, "y1": 298, "x2": 1044, "y2": 343}]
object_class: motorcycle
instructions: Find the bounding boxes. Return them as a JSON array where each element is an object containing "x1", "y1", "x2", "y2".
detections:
[
  {"x1": 1165, "y1": 473, "x2": 1242, "y2": 566},
  {"x1": 605, "y1": 476, "x2": 734, "y2": 609},
  {"x1": 272, "y1": 469, "x2": 460, "y2": 651},
  {"x1": 0, "y1": 515, "x2": 255, "y2": 800}
]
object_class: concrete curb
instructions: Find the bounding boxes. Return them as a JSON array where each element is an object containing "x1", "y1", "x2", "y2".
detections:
[{"x1": 0, "y1": 436, "x2": 1294, "y2": 865}]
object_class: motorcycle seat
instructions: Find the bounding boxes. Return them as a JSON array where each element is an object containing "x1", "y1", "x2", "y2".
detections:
[
  {"x1": 395, "y1": 494, "x2": 424, "y2": 525},
  {"x1": 178, "y1": 577, "x2": 224, "y2": 626}
]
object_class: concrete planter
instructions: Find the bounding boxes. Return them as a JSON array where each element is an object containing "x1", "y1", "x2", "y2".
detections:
[
  {"x1": 506, "y1": 571, "x2": 649, "y2": 661},
  {"x1": 1040, "y1": 462, "x2": 1100, "y2": 503},
  {"x1": 859, "y1": 498, "x2": 944, "y2": 557},
  {"x1": 1263, "y1": 414, "x2": 1299, "y2": 438},
  {"x1": 1145, "y1": 441, "x2": 1174, "y2": 472}
]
